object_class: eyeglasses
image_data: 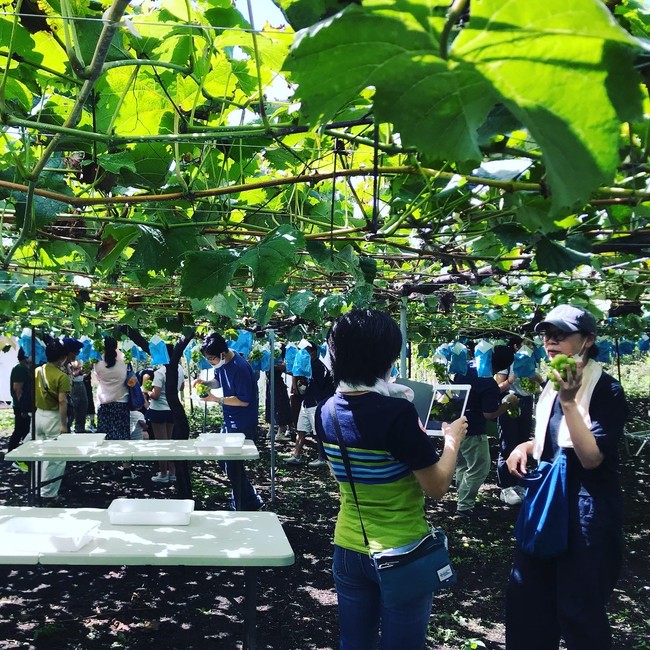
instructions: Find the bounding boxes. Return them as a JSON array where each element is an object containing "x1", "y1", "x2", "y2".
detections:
[{"x1": 541, "y1": 329, "x2": 576, "y2": 342}]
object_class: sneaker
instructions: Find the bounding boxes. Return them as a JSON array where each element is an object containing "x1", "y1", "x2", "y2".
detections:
[
  {"x1": 500, "y1": 487, "x2": 524, "y2": 506},
  {"x1": 122, "y1": 471, "x2": 138, "y2": 480},
  {"x1": 285, "y1": 455, "x2": 301, "y2": 465},
  {"x1": 168, "y1": 475, "x2": 176, "y2": 483},
  {"x1": 308, "y1": 459, "x2": 327, "y2": 468},
  {"x1": 151, "y1": 472, "x2": 170, "y2": 483},
  {"x1": 12, "y1": 462, "x2": 29, "y2": 472}
]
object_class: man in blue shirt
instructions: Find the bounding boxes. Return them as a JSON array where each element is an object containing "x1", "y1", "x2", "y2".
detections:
[{"x1": 195, "y1": 332, "x2": 264, "y2": 511}]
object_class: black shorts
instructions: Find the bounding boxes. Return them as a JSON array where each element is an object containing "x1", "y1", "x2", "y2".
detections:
[{"x1": 147, "y1": 408, "x2": 174, "y2": 424}]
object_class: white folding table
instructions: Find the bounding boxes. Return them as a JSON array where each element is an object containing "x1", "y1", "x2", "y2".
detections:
[
  {"x1": 5, "y1": 439, "x2": 259, "y2": 505},
  {"x1": 0, "y1": 506, "x2": 294, "y2": 649}
]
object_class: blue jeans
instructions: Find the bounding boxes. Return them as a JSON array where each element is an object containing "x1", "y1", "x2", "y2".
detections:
[{"x1": 333, "y1": 545, "x2": 433, "y2": 650}]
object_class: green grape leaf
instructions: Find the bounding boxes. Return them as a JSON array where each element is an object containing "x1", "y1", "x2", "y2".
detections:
[
  {"x1": 96, "y1": 151, "x2": 137, "y2": 174},
  {"x1": 180, "y1": 249, "x2": 239, "y2": 298},
  {"x1": 207, "y1": 291, "x2": 240, "y2": 321},
  {"x1": 131, "y1": 224, "x2": 196, "y2": 273},
  {"x1": 534, "y1": 237, "x2": 593, "y2": 274},
  {"x1": 286, "y1": 0, "x2": 643, "y2": 210},
  {"x1": 96, "y1": 224, "x2": 141, "y2": 272},
  {"x1": 284, "y1": 5, "x2": 495, "y2": 161},
  {"x1": 288, "y1": 289, "x2": 317, "y2": 316},
  {"x1": 239, "y1": 225, "x2": 305, "y2": 288},
  {"x1": 276, "y1": 0, "x2": 340, "y2": 29},
  {"x1": 452, "y1": 0, "x2": 643, "y2": 210}
]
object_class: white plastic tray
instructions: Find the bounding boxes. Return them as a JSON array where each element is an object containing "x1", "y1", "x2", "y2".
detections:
[
  {"x1": 107, "y1": 498, "x2": 195, "y2": 525},
  {"x1": 194, "y1": 433, "x2": 245, "y2": 453},
  {"x1": 0, "y1": 517, "x2": 99, "y2": 552}
]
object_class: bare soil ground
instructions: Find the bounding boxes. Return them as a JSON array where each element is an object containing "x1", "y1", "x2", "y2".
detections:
[{"x1": 0, "y1": 402, "x2": 647, "y2": 650}]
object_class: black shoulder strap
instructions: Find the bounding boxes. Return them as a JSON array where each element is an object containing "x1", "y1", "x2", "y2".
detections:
[{"x1": 328, "y1": 399, "x2": 369, "y2": 548}]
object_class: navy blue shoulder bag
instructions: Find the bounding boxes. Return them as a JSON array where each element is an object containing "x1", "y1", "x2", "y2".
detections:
[{"x1": 514, "y1": 450, "x2": 568, "y2": 559}]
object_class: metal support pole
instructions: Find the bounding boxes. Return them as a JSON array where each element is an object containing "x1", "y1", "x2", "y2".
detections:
[
  {"x1": 268, "y1": 329, "x2": 276, "y2": 503},
  {"x1": 400, "y1": 296, "x2": 408, "y2": 378}
]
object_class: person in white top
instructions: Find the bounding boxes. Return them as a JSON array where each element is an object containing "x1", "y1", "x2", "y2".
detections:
[
  {"x1": 93, "y1": 337, "x2": 134, "y2": 478},
  {"x1": 93, "y1": 337, "x2": 130, "y2": 440},
  {"x1": 144, "y1": 344, "x2": 185, "y2": 484}
]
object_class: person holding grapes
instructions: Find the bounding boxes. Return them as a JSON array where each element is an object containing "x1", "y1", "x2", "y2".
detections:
[
  {"x1": 194, "y1": 332, "x2": 264, "y2": 511},
  {"x1": 505, "y1": 304, "x2": 628, "y2": 650}
]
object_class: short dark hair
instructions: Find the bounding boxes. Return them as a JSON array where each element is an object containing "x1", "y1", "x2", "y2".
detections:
[
  {"x1": 201, "y1": 332, "x2": 228, "y2": 357},
  {"x1": 17, "y1": 348, "x2": 26, "y2": 361},
  {"x1": 587, "y1": 341, "x2": 599, "y2": 360},
  {"x1": 508, "y1": 336, "x2": 523, "y2": 349},
  {"x1": 45, "y1": 340, "x2": 67, "y2": 363},
  {"x1": 491, "y1": 345, "x2": 515, "y2": 373},
  {"x1": 327, "y1": 309, "x2": 402, "y2": 386}
]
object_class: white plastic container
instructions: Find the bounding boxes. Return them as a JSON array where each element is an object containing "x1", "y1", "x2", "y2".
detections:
[
  {"x1": 107, "y1": 498, "x2": 195, "y2": 525},
  {"x1": 0, "y1": 517, "x2": 99, "y2": 552},
  {"x1": 194, "y1": 433, "x2": 246, "y2": 453}
]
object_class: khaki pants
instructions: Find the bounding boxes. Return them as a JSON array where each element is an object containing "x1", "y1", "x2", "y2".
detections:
[
  {"x1": 455, "y1": 434, "x2": 491, "y2": 512},
  {"x1": 35, "y1": 408, "x2": 65, "y2": 498}
]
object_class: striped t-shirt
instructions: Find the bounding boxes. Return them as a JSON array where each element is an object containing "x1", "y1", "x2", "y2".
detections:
[{"x1": 316, "y1": 392, "x2": 439, "y2": 553}]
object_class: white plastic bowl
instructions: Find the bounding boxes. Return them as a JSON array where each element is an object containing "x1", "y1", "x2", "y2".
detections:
[{"x1": 107, "y1": 498, "x2": 195, "y2": 525}]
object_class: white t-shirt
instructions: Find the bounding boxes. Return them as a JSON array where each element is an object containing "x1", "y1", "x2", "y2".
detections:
[
  {"x1": 497, "y1": 364, "x2": 532, "y2": 397},
  {"x1": 94, "y1": 352, "x2": 129, "y2": 404},
  {"x1": 148, "y1": 365, "x2": 185, "y2": 411}
]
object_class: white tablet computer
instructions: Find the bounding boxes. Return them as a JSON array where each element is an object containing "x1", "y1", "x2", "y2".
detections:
[{"x1": 425, "y1": 384, "x2": 471, "y2": 437}]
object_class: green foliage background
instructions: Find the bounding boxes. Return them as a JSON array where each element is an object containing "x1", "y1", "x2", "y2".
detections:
[{"x1": 0, "y1": 0, "x2": 648, "y2": 340}]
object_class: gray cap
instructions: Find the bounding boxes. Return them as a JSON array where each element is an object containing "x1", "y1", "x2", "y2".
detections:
[{"x1": 535, "y1": 304, "x2": 597, "y2": 335}]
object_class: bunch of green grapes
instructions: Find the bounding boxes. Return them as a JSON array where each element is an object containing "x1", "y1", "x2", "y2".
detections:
[
  {"x1": 82, "y1": 361, "x2": 93, "y2": 374},
  {"x1": 519, "y1": 377, "x2": 541, "y2": 395},
  {"x1": 123, "y1": 348, "x2": 133, "y2": 363},
  {"x1": 195, "y1": 383, "x2": 211, "y2": 398},
  {"x1": 92, "y1": 338, "x2": 104, "y2": 355},
  {"x1": 546, "y1": 354, "x2": 577, "y2": 390},
  {"x1": 142, "y1": 379, "x2": 153, "y2": 391},
  {"x1": 507, "y1": 403, "x2": 521, "y2": 418},
  {"x1": 224, "y1": 328, "x2": 238, "y2": 341},
  {"x1": 191, "y1": 347, "x2": 203, "y2": 364},
  {"x1": 431, "y1": 362, "x2": 448, "y2": 380},
  {"x1": 248, "y1": 348, "x2": 263, "y2": 362}
]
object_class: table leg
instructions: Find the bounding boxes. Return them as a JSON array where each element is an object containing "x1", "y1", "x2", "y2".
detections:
[
  {"x1": 243, "y1": 566, "x2": 257, "y2": 650},
  {"x1": 236, "y1": 460, "x2": 244, "y2": 511},
  {"x1": 28, "y1": 462, "x2": 37, "y2": 506}
]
